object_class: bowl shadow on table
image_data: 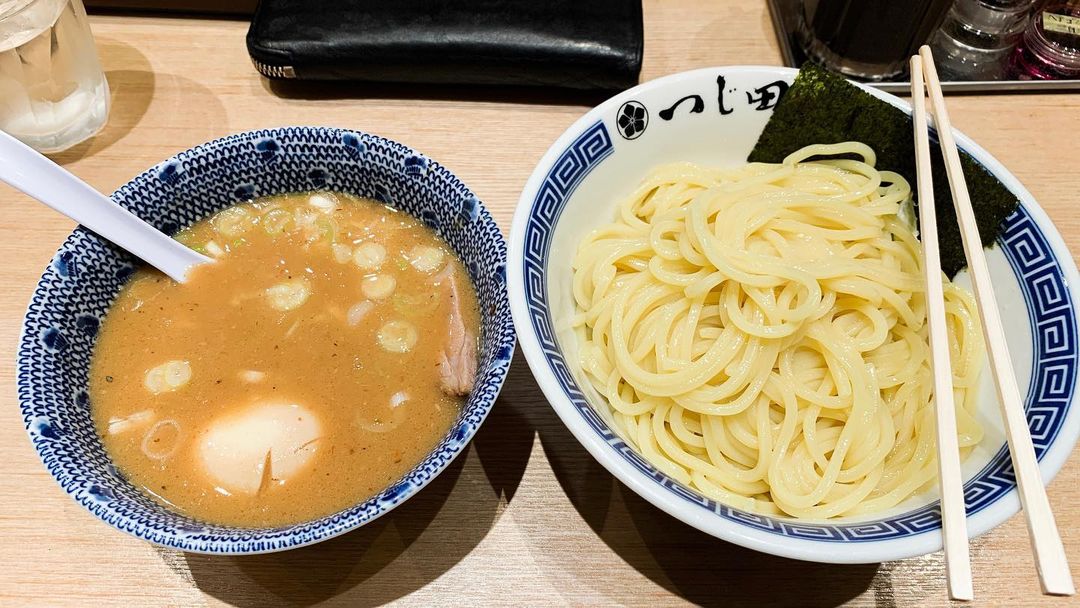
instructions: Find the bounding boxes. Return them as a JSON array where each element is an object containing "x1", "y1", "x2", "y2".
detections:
[
  {"x1": 173, "y1": 379, "x2": 535, "y2": 607},
  {"x1": 49, "y1": 37, "x2": 154, "y2": 165},
  {"x1": 533, "y1": 382, "x2": 882, "y2": 607}
]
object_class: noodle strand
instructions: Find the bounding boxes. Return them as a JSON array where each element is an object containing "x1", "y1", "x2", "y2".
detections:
[{"x1": 571, "y1": 143, "x2": 984, "y2": 519}]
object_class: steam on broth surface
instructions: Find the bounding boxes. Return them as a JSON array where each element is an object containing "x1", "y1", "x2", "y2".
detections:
[{"x1": 89, "y1": 192, "x2": 480, "y2": 528}]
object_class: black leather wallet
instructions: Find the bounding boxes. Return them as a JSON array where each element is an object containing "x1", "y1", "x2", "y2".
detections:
[{"x1": 246, "y1": 0, "x2": 643, "y2": 91}]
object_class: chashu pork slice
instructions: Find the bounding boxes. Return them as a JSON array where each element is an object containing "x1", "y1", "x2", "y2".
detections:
[{"x1": 436, "y1": 266, "x2": 477, "y2": 396}]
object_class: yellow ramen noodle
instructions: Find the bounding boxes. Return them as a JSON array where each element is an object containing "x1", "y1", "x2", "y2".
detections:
[
  {"x1": 571, "y1": 142, "x2": 984, "y2": 519},
  {"x1": 90, "y1": 192, "x2": 480, "y2": 528}
]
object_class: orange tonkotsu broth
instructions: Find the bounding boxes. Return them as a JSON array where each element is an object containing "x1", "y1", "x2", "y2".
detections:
[{"x1": 89, "y1": 192, "x2": 480, "y2": 528}]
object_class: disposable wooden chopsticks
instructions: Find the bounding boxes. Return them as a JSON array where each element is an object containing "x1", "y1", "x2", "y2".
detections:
[
  {"x1": 918, "y1": 45, "x2": 1076, "y2": 597},
  {"x1": 910, "y1": 53, "x2": 974, "y2": 602}
]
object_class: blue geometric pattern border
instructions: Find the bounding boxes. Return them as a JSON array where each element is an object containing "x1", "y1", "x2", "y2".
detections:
[{"x1": 522, "y1": 121, "x2": 1077, "y2": 542}]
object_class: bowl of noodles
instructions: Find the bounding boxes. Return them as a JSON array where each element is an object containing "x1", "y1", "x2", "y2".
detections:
[{"x1": 508, "y1": 66, "x2": 1080, "y2": 563}]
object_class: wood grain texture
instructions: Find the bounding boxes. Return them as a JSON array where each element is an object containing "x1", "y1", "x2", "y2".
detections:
[{"x1": 1, "y1": 2, "x2": 1079, "y2": 606}]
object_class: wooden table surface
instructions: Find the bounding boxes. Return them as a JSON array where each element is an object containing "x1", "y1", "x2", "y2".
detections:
[{"x1": 2, "y1": 2, "x2": 1079, "y2": 606}]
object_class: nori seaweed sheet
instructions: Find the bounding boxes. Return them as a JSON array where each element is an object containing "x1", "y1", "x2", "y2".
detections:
[{"x1": 747, "y1": 63, "x2": 1019, "y2": 278}]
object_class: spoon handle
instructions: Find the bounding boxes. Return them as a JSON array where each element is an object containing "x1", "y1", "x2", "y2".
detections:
[{"x1": 0, "y1": 131, "x2": 210, "y2": 282}]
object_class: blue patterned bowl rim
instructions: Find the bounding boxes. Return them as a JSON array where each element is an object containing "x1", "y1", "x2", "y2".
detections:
[
  {"x1": 17, "y1": 126, "x2": 516, "y2": 554},
  {"x1": 508, "y1": 66, "x2": 1080, "y2": 563}
]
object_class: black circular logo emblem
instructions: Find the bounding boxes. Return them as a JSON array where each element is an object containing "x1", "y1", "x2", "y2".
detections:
[{"x1": 617, "y1": 101, "x2": 648, "y2": 140}]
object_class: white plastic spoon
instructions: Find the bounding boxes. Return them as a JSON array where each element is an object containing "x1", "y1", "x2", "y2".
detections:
[{"x1": 0, "y1": 130, "x2": 212, "y2": 282}]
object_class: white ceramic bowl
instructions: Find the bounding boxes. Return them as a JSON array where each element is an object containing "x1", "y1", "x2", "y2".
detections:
[{"x1": 508, "y1": 66, "x2": 1080, "y2": 563}]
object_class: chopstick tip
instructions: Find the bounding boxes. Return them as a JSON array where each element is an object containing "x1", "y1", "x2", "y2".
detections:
[
  {"x1": 1042, "y1": 578, "x2": 1076, "y2": 597},
  {"x1": 948, "y1": 571, "x2": 974, "y2": 601}
]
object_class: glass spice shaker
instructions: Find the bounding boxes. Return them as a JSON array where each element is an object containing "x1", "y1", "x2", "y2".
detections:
[
  {"x1": 1009, "y1": 0, "x2": 1080, "y2": 78},
  {"x1": 929, "y1": 0, "x2": 1037, "y2": 81}
]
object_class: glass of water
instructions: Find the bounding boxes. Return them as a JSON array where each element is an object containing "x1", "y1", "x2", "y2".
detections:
[{"x1": 0, "y1": 0, "x2": 109, "y2": 153}]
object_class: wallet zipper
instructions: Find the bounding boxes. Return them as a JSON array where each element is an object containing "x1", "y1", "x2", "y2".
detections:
[{"x1": 251, "y1": 57, "x2": 296, "y2": 79}]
